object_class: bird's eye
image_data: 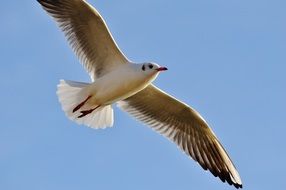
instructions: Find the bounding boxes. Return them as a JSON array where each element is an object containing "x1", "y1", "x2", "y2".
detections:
[
  {"x1": 148, "y1": 64, "x2": 153, "y2": 69},
  {"x1": 142, "y1": 65, "x2": 145, "y2": 71}
]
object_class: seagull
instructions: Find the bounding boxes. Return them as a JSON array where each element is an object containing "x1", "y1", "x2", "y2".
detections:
[{"x1": 37, "y1": 0, "x2": 242, "y2": 188}]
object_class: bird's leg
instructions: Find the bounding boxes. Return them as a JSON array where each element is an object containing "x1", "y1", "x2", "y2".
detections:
[
  {"x1": 78, "y1": 105, "x2": 100, "y2": 118},
  {"x1": 73, "y1": 95, "x2": 92, "y2": 113}
]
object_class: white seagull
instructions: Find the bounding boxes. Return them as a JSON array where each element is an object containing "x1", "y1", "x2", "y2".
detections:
[{"x1": 38, "y1": 0, "x2": 242, "y2": 188}]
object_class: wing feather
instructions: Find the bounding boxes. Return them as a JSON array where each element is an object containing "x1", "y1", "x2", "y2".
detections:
[
  {"x1": 38, "y1": 0, "x2": 128, "y2": 80},
  {"x1": 118, "y1": 84, "x2": 242, "y2": 188}
]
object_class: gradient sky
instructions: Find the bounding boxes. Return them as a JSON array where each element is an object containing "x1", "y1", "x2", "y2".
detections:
[{"x1": 1, "y1": 0, "x2": 285, "y2": 189}]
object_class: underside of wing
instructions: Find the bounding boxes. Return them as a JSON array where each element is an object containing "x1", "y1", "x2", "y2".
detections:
[
  {"x1": 118, "y1": 84, "x2": 242, "y2": 189},
  {"x1": 38, "y1": 0, "x2": 129, "y2": 80}
]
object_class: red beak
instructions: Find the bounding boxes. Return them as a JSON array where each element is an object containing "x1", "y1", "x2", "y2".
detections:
[{"x1": 156, "y1": 67, "x2": 168, "y2": 71}]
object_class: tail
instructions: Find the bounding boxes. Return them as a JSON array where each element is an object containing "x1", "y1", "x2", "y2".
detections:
[{"x1": 56, "y1": 80, "x2": 114, "y2": 129}]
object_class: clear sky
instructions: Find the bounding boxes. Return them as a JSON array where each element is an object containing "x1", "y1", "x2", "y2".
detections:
[{"x1": 1, "y1": 0, "x2": 285, "y2": 189}]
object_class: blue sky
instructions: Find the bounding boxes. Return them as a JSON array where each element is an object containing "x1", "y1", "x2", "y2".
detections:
[{"x1": 1, "y1": 0, "x2": 285, "y2": 189}]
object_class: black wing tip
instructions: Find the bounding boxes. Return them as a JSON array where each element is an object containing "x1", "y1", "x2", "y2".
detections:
[
  {"x1": 37, "y1": 0, "x2": 50, "y2": 6},
  {"x1": 200, "y1": 163, "x2": 243, "y2": 189},
  {"x1": 37, "y1": 0, "x2": 56, "y2": 2},
  {"x1": 205, "y1": 166, "x2": 242, "y2": 189},
  {"x1": 223, "y1": 175, "x2": 243, "y2": 189},
  {"x1": 37, "y1": 0, "x2": 48, "y2": 3},
  {"x1": 203, "y1": 164, "x2": 243, "y2": 189},
  {"x1": 37, "y1": 0, "x2": 61, "y2": 5},
  {"x1": 234, "y1": 183, "x2": 243, "y2": 189}
]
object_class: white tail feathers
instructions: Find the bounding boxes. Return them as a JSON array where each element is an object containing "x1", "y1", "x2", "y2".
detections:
[{"x1": 56, "y1": 80, "x2": 114, "y2": 129}]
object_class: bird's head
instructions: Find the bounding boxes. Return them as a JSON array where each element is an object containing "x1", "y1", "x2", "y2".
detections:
[{"x1": 140, "y1": 62, "x2": 168, "y2": 75}]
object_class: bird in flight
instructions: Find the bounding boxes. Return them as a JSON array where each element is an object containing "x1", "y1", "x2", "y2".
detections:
[{"x1": 37, "y1": 0, "x2": 242, "y2": 188}]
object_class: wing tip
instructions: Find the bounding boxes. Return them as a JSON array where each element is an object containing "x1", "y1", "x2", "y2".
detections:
[
  {"x1": 234, "y1": 183, "x2": 243, "y2": 189},
  {"x1": 37, "y1": 0, "x2": 62, "y2": 7},
  {"x1": 223, "y1": 172, "x2": 243, "y2": 189},
  {"x1": 37, "y1": 0, "x2": 48, "y2": 4}
]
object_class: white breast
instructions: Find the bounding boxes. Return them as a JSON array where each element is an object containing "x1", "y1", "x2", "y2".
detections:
[{"x1": 89, "y1": 64, "x2": 158, "y2": 105}]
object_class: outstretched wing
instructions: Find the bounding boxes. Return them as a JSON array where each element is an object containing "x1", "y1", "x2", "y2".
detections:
[
  {"x1": 38, "y1": 0, "x2": 129, "y2": 80},
  {"x1": 118, "y1": 85, "x2": 242, "y2": 189}
]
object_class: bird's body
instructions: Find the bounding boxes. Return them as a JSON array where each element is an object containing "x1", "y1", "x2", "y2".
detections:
[
  {"x1": 57, "y1": 62, "x2": 165, "y2": 127},
  {"x1": 38, "y1": 0, "x2": 243, "y2": 188},
  {"x1": 86, "y1": 63, "x2": 161, "y2": 105}
]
